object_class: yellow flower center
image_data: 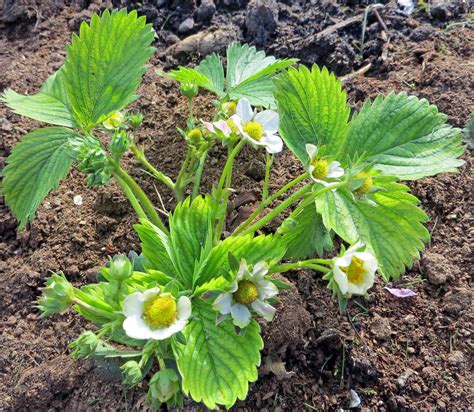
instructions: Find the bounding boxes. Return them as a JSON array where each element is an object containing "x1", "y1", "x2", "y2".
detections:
[
  {"x1": 311, "y1": 159, "x2": 330, "y2": 180},
  {"x1": 143, "y1": 294, "x2": 177, "y2": 329},
  {"x1": 234, "y1": 280, "x2": 258, "y2": 305},
  {"x1": 243, "y1": 121, "x2": 264, "y2": 141},
  {"x1": 355, "y1": 172, "x2": 373, "y2": 194},
  {"x1": 187, "y1": 128, "x2": 203, "y2": 143},
  {"x1": 223, "y1": 101, "x2": 237, "y2": 116},
  {"x1": 226, "y1": 119, "x2": 239, "y2": 134},
  {"x1": 340, "y1": 256, "x2": 366, "y2": 285}
]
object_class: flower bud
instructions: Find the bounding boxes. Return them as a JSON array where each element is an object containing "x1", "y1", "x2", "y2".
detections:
[
  {"x1": 129, "y1": 113, "x2": 144, "y2": 129},
  {"x1": 69, "y1": 331, "x2": 101, "y2": 359},
  {"x1": 222, "y1": 101, "x2": 237, "y2": 116},
  {"x1": 103, "y1": 111, "x2": 124, "y2": 130},
  {"x1": 147, "y1": 369, "x2": 180, "y2": 405},
  {"x1": 109, "y1": 130, "x2": 129, "y2": 158},
  {"x1": 38, "y1": 273, "x2": 75, "y2": 317},
  {"x1": 187, "y1": 128, "x2": 203, "y2": 144},
  {"x1": 109, "y1": 254, "x2": 133, "y2": 281},
  {"x1": 121, "y1": 360, "x2": 143, "y2": 386},
  {"x1": 180, "y1": 82, "x2": 198, "y2": 99}
]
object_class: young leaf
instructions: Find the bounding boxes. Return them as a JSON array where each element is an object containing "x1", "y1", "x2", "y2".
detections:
[
  {"x1": 195, "y1": 53, "x2": 225, "y2": 93},
  {"x1": 274, "y1": 65, "x2": 350, "y2": 162},
  {"x1": 341, "y1": 93, "x2": 465, "y2": 179},
  {"x1": 2, "y1": 127, "x2": 78, "y2": 230},
  {"x1": 173, "y1": 300, "x2": 263, "y2": 409},
  {"x1": 315, "y1": 176, "x2": 430, "y2": 280},
  {"x1": 159, "y1": 67, "x2": 225, "y2": 96},
  {"x1": 63, "y1": 9, "x2": 155, "y2": 130},
  {"x1": 279, "y1": 204, "x2": 333, "y2": 260},
  {"x1": 1, "y1": 69, "x2": 76, "y2": 128},
  {"x1": 169, "y1": 196, "x2": 213, "y2": 288}
]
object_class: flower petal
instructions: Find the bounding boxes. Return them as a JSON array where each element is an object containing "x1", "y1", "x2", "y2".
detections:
[
  {"x1": 122, "y1": 292, "x2": 145, "y2": 317},
  {"x1": 236, "y1": 98, "x2": 253, "y2": 123},
  {"x1": 214, "y1": 119, "x2": 232, "y2": 136},
  {"x1": 305, "y1": 144, "x2": 318, "y2": 161},
  {"x1": 147, "y1": 320, "x2": 186, "y2": 340},
  {"x1": 142, "y1": 287, "x2": 161, "y2": 301},
  {"x1": 254, "y1": 110, "x2": 279, "y2": 133},
  {"x1": 252, "y1": 261, "x2": 269, "y2": 281},
  {"x1": 333, "y1": 265, "x2": 349, "y2": 295},
  {"x1": 251, "y1": 299, "x2": 276, "y2": 321},
  {"x1": 231, "y1": 303, "x2": 252, "y2": 328},
  {"x1": 261, "y1": 133, "x2": 283, "y2": 154},
  {"x1": 202, "y1": 120, "x2": 215, "y2": 133},
  {"x1": 213, "y1": 293, "x2": 233, "y2": 315},
  {"x1": 355, "y1": 251, "x2": 378, "y2": 274},
  {"x1": 327, "y1": 161, "x2": 344, "y2": 178},
  {"x1": 123, "y1": 315, "x2": 151, "y2": 340},
  {"x1": 177, "y1": 296, "x2": 192, "y2": 321},
  {"x1": 257, "y1": 279, "x2": 278, "y2": 300},
  {"x1": 384, "y1": 287, "x2": 417, "y2": 298}
]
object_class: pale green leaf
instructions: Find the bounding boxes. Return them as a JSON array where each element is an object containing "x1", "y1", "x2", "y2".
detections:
[
  {"x1": 274, "y1": 65, "x2": 350, "y2": 162},
  {"x1": 341, "y1": 93, "x2": 465, "y2": 179},
  {"x1": 1, "y1": 69, "x2": 76, "y2": 127},
  {"x1": 173, "y1": 300, "x2": 263, "y2": 409},
  {"x1": 159, "y1": 67, "x2": 225, "y2": 96},
  {"x1": 195, "y1": 53, "x2": 225, "y2": 92},
  {"x1": 316, "y1": 176, "x2": 430, "y2": 280},
  {"x1": 2, "y1": 127, "x2": 77, "y2": 230},
  {"x1": 279, "y1": 204, "x2": 333, "y2": 260},
  {"x1": 63, "y1": 9, "x2": 155, "y2": 130}
]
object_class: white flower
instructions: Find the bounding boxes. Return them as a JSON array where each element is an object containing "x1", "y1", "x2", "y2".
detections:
[
  {"x1": 202, "y1": 119, "x2": 233, "y2": 137},
  {"x1": 103, "y1": 111, "x2": 124, "y2": 129},
  {"x1": 231, "y1": 98, "x2": 283, "y2": 154},
  {"x1": 213, "y1": 260, "x2": 278, "y2": 328},
  {"x1": 122, "y1": 288, "x2": 191, "y2": 340},
  {"x1": 306, "y1": 144, "x2": 344, "y2": 185},
  {"x1": 333, "y1": 244, "x2": 378, "y2": 296}
]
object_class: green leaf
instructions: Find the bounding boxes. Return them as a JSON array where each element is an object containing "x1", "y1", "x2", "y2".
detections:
[
  {"x1": 134, "y1": 221, "x2": 180, "y2": 282},
  {"x1": 159, "y1": 67, "x2": 224, "y2": 96},
  {"x1": 194, "y1": 234, "x2": 286, "y2": 288},
  {"x1": 63, "y1": 9, "x2": 155, "y2": 130},
  {"x1": 169, "y1": 196, "x2": 213, "y2": 288},
  {"x1": 173, "y1": 300, "x2": 263, "y2": 409},
  {"x1": 279, "y1": 204, "x2": 333, "y2": 260},
  {"x1": 195, "y1": 53, "x2": 225, "y2": 93},
  {"x1": 1, "y1": 69, "x2": 76, "y2": 128},
  {"x1": 315, "y1": 176, "x2": 430, "y2": 280},
  {"x1": 341, "y1": 93, "x2": 465, "y2": 179},
  {"x1": 2, "y1": 127, "x2": 77, "y2": 230},
  {"x1": 274, "y1": 65, "x2": 350, "y2": 162}
]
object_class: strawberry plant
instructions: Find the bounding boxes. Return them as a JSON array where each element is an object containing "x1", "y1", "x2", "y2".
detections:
[{"x1": 1, "y1": 8, "x2": 464, "y2": 409}]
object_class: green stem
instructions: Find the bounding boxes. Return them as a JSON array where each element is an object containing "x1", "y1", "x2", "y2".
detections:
[
  {"x1": 72, "y1": 298, "x2": 119, "y2": 320},
  {"x1": 113, "y1": 167, "x2": 168, "y2": 233},
  {"x1": 130, "y1": 144, "x2": 175, "y2": 190},
  {"x1": 232, "y1": 172, "x2": 308, "y2": 236},
  {"x1": 174, "y1": 147, "x2": 192, "y2": 201},
  {"x1": 214, "y1": 140, "x2": 245, "y2": 242},
  {"x1": 262, "y1": 152, "x2": 273, "y2": 201},
  {"x1": 115, "y1": 174, "x2": 148, "y2": 221},
  {"x1": 192, "y1": 151, "x2": 208, "y2": 199},
  {"x1": 241, "y1": 184, "x2": 313, "y2": 235},
  {"x1": 269, "y1": 260, "x2": 331, "y2": 274}
]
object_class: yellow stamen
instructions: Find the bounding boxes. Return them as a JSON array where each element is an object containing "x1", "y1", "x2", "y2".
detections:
[
  {"x1": 143, "y1": 294, "x2": 177, "y2": 329},
  {"x1": 311, "y1": 159, "x2": 330, "y2": 180},
  {"x1": 243, "y1": 121, "x2": 264, "y2": 141},
  {"x1": 234, "y1": 280, "x2": 258, "y2": 305},
  {"x1": 340, "y1": 256, "x2": 366, "y2": 285},
  {"x1": 187, "y1": 128, "x2": 203, "y2": 143},
  {"x1": 355, "y1": 172, "x2": 373, "y2": 194},
  {"x1": 223, "y1": 101, "x2": 237, "y2": 116}
]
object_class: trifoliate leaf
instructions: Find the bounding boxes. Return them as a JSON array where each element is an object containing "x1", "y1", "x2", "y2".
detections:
[
  {"x1": 173, "y1": 300, "x2": 263, "y2": 409},
  {"x1": 63, "y1": 9, "x2": 155, "y2": 130},
  {"x1": 1, "y1": 68, "x2": 76, "y2": 127},
  {"x1": 316, "y1": 176, "x2": 430, "y2": 280},
  {"x1": 279, "y1": 204, "x2": 333, "y2": 260},
  {"x1": 195, "y1": 53, "x2": 225, "y2": 93},
  {"x1": 2, "y1": 127, "x2": 78, "y2": 230},
  {"x1": 160, "y1": 66, "x2": 224, "y2": 96},
  {"x1": 274, "y1": 65, "x2": 350, "y2": 162},
  {"x1": 341, "y1": 93, "x2": 465, "y2": 179}
]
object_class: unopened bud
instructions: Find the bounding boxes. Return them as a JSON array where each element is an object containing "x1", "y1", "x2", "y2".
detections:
[
  {"x1": 121, "y1": 360, "x2": 143, "y2": 386},
  {"x1": 109, "y1": 254, "x2": 133, "y2": 281},
  {"x1": 38, "y1": 273, "x2": 75, "y2": 317},
  {"x1": 180, "y1": 82, "x2": 198, "y2": 99}
]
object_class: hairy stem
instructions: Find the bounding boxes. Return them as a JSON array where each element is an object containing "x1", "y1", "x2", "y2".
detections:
[
  {"x1": 130, "y1": 143, "x2": 175, "y2": 190},
  {"x1": 262, "y1": 152, "x2": 273, "y2": 201},
  {"x1": 113, "y1": 166, "x2": 168, "y2": 233},
  {"x1": 269, "y1": 259, "x2": 332, "y2": 274},
  {"x1": 192, "y1": 151, "x2": 208, "y2": 199},
  {"x1": 174, "y1": 147, "x2": 192, "y2": 201},
  {"x1": 71, "y1": 298, "x2": 119, "y2": 320},
  {"x1": 232, "y1": 172, "x2": 308, "y2": 236},
  {"x1": 115, "y1": 174, "x2": 148, "y2": 221}
]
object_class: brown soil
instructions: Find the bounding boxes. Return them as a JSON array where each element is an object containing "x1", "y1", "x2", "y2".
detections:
[{"x1": 1, "y1": 1, "x2": 473, "y2": 410}]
